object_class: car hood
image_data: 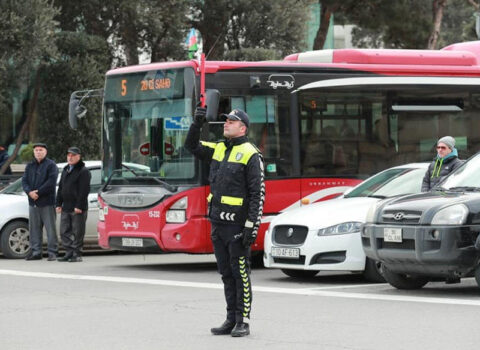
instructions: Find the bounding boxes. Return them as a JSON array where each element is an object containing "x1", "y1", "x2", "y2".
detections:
[
  {"x1": 271, "y1": 197, "x2": 379, "y2": 229},
  {"x1": 377, "y1": 191, "x2": 480, "y2": 224}
]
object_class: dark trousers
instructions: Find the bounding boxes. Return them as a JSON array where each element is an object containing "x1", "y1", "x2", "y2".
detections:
[
  {"x1": 60, "y1": 211, "x2": 87, "y2": 257},
  {"x1": 211, "y1": 222, "x2": 252, "y2": 323},
  {"x1": 28, "y1": 205, "x2": 58, "y2": 256}
]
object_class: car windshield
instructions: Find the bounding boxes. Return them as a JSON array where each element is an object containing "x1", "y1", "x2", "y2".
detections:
[
  {"x1": 0, "y1": 178, "x2": 23, "y2": 195},
  {"x1": 344, "y1": 167, "x2": 426, "y2": 198},
  {"x1": 439, "y1": 153, "x2": 480, "y2": 190}
]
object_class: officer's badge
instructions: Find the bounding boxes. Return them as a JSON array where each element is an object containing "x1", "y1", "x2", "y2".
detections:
[{"x1": 236, "y1": 152, "x2": 243, "y2": 161}]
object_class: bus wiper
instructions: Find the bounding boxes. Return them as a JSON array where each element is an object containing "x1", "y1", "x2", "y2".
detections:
[
  {"x1": 151, "y1": 177, "x2": 177, "y2": 193},
  {"x1": 367, "y1": 195, "x2": 387, "y2": 199},
  {"x1": 447, "y1": 186, "x2": 480, "y2": 192}
]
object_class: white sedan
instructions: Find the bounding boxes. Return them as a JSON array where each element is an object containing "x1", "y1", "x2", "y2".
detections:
[
  {"x1": 0, "y1": 161, "x2": 102, "y2": 258},
  {"x1": 263, "y1": 163, "x2": 429, "y2": 281}
]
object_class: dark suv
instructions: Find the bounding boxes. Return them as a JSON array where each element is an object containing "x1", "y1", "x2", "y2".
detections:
[{"x1": 362, "y1": 153, "x2": 480, "y2": 289}]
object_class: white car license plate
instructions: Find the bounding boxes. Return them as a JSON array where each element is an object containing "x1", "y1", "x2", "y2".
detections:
[
  {"x1": 384, "y1": 228, "x2": 402, "y2": 243},
  {"x1": 271, "y1": 247, "x2": 300, "y2": 259},
  {"x1": 122, "y1": 238, "x2": 143, "y2": 247}
]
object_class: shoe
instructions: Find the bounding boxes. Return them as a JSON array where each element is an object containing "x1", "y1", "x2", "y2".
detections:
[
  {"x1": 231, "y1": 322, "x2": 250, "y2": 337},
  {"x1": 57, "y1": 254, "x2": 73, "y2": 262},
  {"x1": 25, "y1": 254, "x2": 42, "y2": 261},
  {"x1": 47, "y1": 255, "x2": 57, "y2": 261},
  {"x1": 210, "y1": 320, "x2": 235, "y2": 335},
  {"x1": 68, "y1": 256, "x2": 83, "y2": 262}
]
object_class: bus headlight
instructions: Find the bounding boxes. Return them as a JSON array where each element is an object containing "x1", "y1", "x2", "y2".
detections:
[
  {"x1": 98, "y1": 203, "x2": 105, "y2": 221},
  {"x1": 431, "y1": 204, "x2": 468, "y2": 225},
  {"x1": 317, "y1": 222, "x2": 362, "y2": 236},
  {"x1": 166, "y1": 197, "x2": 187, "y2": 223}
]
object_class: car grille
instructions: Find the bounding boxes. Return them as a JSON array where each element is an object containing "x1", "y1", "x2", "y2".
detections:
[
  {"x1": 381, "y1": 210, "x2": 422, "y2": 225},
  {"x1": 273, "y1": 225, "x2": 308, "y2": 245}
]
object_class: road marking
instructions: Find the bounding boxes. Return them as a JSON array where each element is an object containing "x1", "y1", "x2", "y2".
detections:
[{"x1": 1, "y1": 269, "x2": 479, "y2": 306}]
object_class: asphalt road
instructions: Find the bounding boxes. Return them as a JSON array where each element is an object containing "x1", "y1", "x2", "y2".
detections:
[{"x1": 0, "y1": 252, "x2": 479, "y2": 350}]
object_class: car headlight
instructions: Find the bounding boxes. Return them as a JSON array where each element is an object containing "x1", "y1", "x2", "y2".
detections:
[
  {"x1": 317, "y1": 222, "x2": 362, "y2": 236},
  {"x1": 431, "y1": 204, "x2": 468, "y2": 225},
  {"x1": 365, "y1": 202, "x2": 380, "y2": 223}
]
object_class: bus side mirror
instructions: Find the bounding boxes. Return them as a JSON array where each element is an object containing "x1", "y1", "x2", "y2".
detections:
[
  {"x1": 205, "y1": 89, "x2": 220, "y2": 122},
  {"x1": 68, "y1": 92, "x2": 87, "y2": 130}
]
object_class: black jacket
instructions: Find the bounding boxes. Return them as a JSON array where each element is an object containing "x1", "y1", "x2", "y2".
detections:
[
  {"x1": 55, "y1": 160, "x2": 91, "y2": 212},
  {"x1": 22, "y1": 157, "x2": 58, "y2": 207},
  {"x1": 422, "y1": 154, "x2": 463, "y2": 191},
  {"x1": 185, "y1": 123, "x2": 265, "y2": 231}
]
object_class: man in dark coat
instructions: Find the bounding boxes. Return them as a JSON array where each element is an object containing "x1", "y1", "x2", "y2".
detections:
[
  {"x1": 56, "y1": 147, "x2": 91, "y2": 262},
  {"x1": 422, "y1": 136, "x2": 464, "y2": 192},
  {"x1": 22, "y1": 143, "x2": 58, "y2": 260}
]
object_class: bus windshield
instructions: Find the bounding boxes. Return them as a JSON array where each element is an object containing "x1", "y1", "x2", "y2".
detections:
[{"x1": 102, "y1": 67, "x2": 196, "y2": 185}]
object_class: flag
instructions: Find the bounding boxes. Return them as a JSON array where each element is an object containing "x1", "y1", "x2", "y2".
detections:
[{"x1": 186, "y1": 28, "x2": 198, "y2": 59}]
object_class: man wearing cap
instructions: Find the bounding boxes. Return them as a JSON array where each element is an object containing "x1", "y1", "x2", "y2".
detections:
[
  {"x1": 56, "y1": 147, "x2": 91, "y2": 262},
  {"x1": 422, "y1": 136, "x2": 464, "y2": 192},
  {"x1": 22, "y1": 143, "x2": 59, "y2": 260},
  {"x1": 185, "y1": 107, "x2": 265, "y2": 337}
]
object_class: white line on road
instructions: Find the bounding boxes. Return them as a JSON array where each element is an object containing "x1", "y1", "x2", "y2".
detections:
[{"x1": 1, "y1": 269, "x2": 479, "y2": 307}]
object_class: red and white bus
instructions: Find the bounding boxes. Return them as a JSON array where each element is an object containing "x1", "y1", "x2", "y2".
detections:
[{"x1": 75, "y1": 40, "x2": 480, "y2": 256}]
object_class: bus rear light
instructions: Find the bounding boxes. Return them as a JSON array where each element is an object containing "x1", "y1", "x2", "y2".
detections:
[{"x1": 166, "y1": 209, "x2": 186, "y2": 223}]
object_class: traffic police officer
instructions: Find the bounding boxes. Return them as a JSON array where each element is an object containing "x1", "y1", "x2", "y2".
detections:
[{"x1": 185, "y1": 107, "x2": 265, "y2": 337}]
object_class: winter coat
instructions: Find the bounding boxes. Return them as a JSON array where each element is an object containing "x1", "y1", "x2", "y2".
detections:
[
  {"x1": 55, "y1": 160, "x2": 91, "y2": 212},
  {"x1": 421, "y1": 149, "x2": 464, "y2": 191},
  {"x1": 22, "y1": 157, "x2": 58, "y2": 207}
]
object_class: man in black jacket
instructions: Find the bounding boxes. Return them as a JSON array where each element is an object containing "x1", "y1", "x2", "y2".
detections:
[
  {"x1": 22, "y1": 143, "x2": 58, "y2": 260},
  {"x1": 56, "y1": 147, "x2": 91, "y2": 262},
  {"x1": 185, "y1": 107, "x2": 265, "y2": 337},
  {"x1": 422, "y1": 136, "x2": 463, "y2": 192}
]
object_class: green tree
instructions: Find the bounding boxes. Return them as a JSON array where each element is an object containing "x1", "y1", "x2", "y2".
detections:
[
  {"x1": 0, "y1": 0, "x2": 59, "y2": 174},
  {"x1": 36, "y1": 31, "x2": 111, "y2": 162},
  {"x1": 54, "y1": 0, "x2": 189, "y2": 65},
  {"x1": 191, "y1": 0, "x2": 312, "y2": 60}
]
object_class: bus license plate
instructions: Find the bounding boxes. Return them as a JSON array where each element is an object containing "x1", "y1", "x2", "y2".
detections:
[
  {"x1": 122, "y1": 238, "x2": 143, "y2": 247},
  {"x1": 384, "y1": 228, "x2": 402, "y2": 243},
  {"x1": 271, "y1": 247, "x2": 300, "y2": 259}
]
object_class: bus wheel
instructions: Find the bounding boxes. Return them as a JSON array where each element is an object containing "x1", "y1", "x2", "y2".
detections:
[
  {"x1": 0, "y1": 221, "x2": 31, "y2": 259},
  {"x1": 281, "y1": 269, "x2": 318, "y2": 279},
  {"x1": 363, "y1": 258, "x2": 385, "y2": 283},
  {"x1": 382, "y1": 265, "x2": 428, "y2": 290}
]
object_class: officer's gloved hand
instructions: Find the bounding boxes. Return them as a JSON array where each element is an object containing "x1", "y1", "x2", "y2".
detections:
[
  {"x1": 193, "y1": 106, "x2": 207, "y2": 127},
  {"x1": 242, "y1": 227, "x2": 257, "y2": 248}
]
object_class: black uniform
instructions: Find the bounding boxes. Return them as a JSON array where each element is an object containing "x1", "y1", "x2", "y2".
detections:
[{"x1": 185, "y1": 122, "x2": 265, "y2": 323}]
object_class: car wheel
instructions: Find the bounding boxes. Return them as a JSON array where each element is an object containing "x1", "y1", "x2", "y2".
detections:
[
  {"x1": 0, "y1": 221, "x2": 31, "y2": 259},
  {"x1": 363, "y1": 257, "x2": 385, "y2": 283},
  {"x1": 474, "y1": 265, "x2": 480, "y2": 288},
  {"x1": 382, "y1": 265, "x2": 429, "y2": 290},
  {"x1": 281, "y1": 269, "x2": 319, "y2": 278}
]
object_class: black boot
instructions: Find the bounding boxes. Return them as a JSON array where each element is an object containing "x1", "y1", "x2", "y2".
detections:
[
  {"x1": 231, "y1": 322, "x2": 250, "y2": 337},
  {"x1": 210, "y1": 320, "x2": 235, "y2": 335}
]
